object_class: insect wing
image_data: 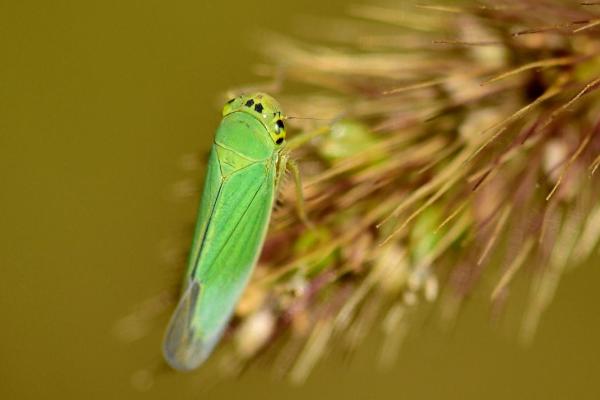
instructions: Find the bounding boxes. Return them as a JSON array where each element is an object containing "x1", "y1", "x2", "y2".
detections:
[
  {"x1": 163, "y1": 159, "x2": 277, "y2": 371},
  {"x1": 162, "y1": 279, "x2": 217, "y2": 371}
]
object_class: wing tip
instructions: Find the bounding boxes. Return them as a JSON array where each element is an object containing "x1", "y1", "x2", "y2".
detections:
[
  {"x1": 161, "y1": 280, "x2": 217, "y2": 372},
  {"x1": 162, "y1": 340, "x2": 210, "y2": 372}
]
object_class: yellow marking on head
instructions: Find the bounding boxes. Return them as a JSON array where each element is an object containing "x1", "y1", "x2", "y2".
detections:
[{"x1": 223, "y1": 93, "x2": 286, "y2": 145}]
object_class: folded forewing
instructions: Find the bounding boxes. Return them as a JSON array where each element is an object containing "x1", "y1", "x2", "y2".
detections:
[
  {"x1": 163, "y1": 155, "x2": 276, "y2": 371},
  {"x1": 186, "y1": 148, "x2": 223, "y2": 278}
]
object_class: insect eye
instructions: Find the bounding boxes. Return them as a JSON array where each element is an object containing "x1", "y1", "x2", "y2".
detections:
[
  {"x1": 245, "y1": 99, "x2": 254, "y2": 107},
  {"x1": 254, "y1": 103, "x2": 264, "y2": 113}
]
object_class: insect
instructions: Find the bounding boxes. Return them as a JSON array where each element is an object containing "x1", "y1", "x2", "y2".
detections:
[{"x1": 163, "y1": 93, "x2": 307, "y2": 371}]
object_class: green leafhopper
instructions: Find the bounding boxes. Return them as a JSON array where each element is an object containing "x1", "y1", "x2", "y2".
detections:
[{"x1": 163, "y1": 93, "x2": 291, "y2": 371}]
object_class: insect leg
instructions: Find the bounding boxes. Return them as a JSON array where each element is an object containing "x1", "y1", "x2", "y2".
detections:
[
  {"x1": 285, "y1": 158, "x2": 314, "y2": 229},
  {"x1": 275, "y1": 152, "x2": 289, "y2": 193}
]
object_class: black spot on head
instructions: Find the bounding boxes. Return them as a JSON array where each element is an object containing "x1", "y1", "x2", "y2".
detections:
[
  {"x1": 276, "y1": 119, "x2": 285, "y2": 130},
  {"x1": 245, "y1": 99, "x2": 254, "y2": 107},
  {"x1": 276, "y1": 137, "x2": 284, "y2": 145},
  {"x1": 227, "y1": 98, "x2": 235, "y2": 104},
  {"x1": 254, "y1": 103, "x2": 264, "y2": 113}
]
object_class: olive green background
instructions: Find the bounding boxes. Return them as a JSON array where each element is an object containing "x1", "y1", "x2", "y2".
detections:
[{"x1": 2, "y1": 1, "x2": 599, "y2": 399}]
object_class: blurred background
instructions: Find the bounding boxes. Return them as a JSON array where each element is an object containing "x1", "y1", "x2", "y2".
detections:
[{"x1": 2, "y1": 1, "x2": 599, "y2": 399}]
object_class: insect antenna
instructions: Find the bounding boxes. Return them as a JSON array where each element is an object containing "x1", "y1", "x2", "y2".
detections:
[{"x1": 285, "y1": 116, "x2": 333, "y2": 122}]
